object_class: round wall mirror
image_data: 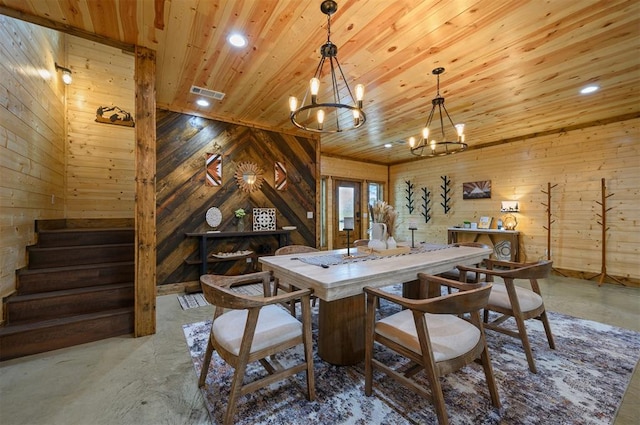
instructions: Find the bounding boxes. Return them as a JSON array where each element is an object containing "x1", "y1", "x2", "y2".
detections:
[{"x1": 235, "y1": 162, "x2": 264, "y2": 192}]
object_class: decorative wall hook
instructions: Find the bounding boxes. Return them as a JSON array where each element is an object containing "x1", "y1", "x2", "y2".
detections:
[
  {"x1": 440, "y1": 175, "x2": 451, "y2": 213},
  {"x1": 405, "y1": 180, "x2": 415, "y2": 213},
  {"x1": 421, "y1": 187, "x2": 431, "y2": 223}
]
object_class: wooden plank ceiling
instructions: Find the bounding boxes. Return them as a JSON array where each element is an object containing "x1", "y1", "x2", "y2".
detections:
[{"x1": 1, "y1": 0, "x2": 638, "y2": 165}]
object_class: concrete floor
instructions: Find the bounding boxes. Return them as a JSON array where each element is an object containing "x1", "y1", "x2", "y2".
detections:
[{"x1": 0, "y1": 275, "x2": 638, "y2": 425}]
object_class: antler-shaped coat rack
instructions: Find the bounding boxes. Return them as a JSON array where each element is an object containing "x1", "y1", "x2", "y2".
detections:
[
  {"x1": 440, "y1": 176, "x2": 451, "y2": 213},
  {"x1": 421, "y1": 187, "x2": 431, "y2": 223},
  {"x1": 588, "y1": 178, "x2": 625, "y2": 286},
  {"x1": 405, "y1": 180, "x2": 415, "y2": 213}
]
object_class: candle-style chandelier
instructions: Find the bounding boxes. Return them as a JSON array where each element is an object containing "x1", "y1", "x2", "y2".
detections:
[
  {"x1": 409, "y1": 67, "x2": 467, "y2": 157},
  {"x1": 289, "y1": 0, "x2": 365, "y2": 133}
]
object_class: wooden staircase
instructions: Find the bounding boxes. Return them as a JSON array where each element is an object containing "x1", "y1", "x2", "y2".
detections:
[{"x1": 0, "y1": 220, "x2": 135, "y2": 361}]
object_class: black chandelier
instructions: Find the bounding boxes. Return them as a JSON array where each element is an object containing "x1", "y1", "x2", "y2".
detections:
[
  {"x1": 409, "y1": 67, "x2": 467, "y2": 157},
  {"x1": 289, "y1": 0, "x2": 365, "y2": 133}
]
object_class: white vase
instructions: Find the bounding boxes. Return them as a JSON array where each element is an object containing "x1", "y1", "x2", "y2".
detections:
[{"x1": 386, "y1": 236, "x2": 397, "y2": 249}]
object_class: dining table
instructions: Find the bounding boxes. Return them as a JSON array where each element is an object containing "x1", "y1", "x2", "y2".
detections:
[{"x1": 259, "y1": 244, "x2": 492, "y2": 365}]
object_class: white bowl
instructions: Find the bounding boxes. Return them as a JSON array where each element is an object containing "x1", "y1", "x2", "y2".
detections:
[{"x1": 282, "y1": 226, "x2": 297, "y2": 230}]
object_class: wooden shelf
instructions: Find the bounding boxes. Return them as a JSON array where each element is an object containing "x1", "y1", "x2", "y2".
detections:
[
  {"x1": 447, "y1": 227, "x2": 520, "y2": 262},
  {"x1": 185, "y1": 230, "x2": 292, "y2": 275}
]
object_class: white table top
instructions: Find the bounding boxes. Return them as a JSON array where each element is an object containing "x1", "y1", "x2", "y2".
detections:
[{"x1": 259, "y1": 245, "x2": 491, "y2": 301}]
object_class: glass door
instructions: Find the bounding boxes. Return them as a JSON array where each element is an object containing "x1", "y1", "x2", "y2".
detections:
[{"x1": 333, "y1": 179, "x2": 361, "y2": 248}]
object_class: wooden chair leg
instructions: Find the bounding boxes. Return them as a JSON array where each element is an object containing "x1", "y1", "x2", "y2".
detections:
[
  {"x1": 513, "y1": 313, "x2": 537, "y2": 373},
  {"x1": 539, "y1": 310, "x2": 555, "y2": 349},
  {"x1": 301, "y1": 300, "x2": 316, "y2": 401},
  {"x1": 364, "y1": 295, "x2": 376, "y2": 396},
  {"x1": 198, "y1": 337, "x2": 214, "y2": 387},
  {"x1": 479, "y1": 343, "x2": 501, "y2": 408},
  {"x1": 224, "y1": 362, "x2": 249, "y2": 425}
]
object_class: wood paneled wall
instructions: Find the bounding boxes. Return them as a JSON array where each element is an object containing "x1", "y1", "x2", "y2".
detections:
[
  {"x1": 66, "y1": 36, "x2": 135, "y2": 217},
  {"x1": 0, "y1": 16, "x2": 66, "y2": 320},
  {"x1": 389, "y1": 118, "x2": 640, "y2": 282},
  {"x1": 156, "y1": 110, "x2": 318, "y2": 285}
]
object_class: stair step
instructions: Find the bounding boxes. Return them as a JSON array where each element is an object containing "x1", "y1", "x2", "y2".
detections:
[
  {"x1": 0, "y1": 308, "x2": 134, "y2": 361},
  {"x1": 27, "y1": 243, "x2": 134, "y2": 269},
  {"x1": 17, "y1": 261, "x2": 135, "y2": 294},
  {"x1": 5, "y1": 283, "x2": 134, "y2": 324},
  {"x1": 36, "y1": 228, "x2": 134, "y2": 247}
]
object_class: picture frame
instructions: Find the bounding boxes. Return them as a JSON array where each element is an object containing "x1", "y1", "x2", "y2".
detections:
[
  {"x1": 478, "y1": 216, "x2": 492, "y2": 229},
  {"x1": 462, "y1": 180, "x2": 491, "y2": 199},
  {"x1": 252, "y1": 208, "x2": 276, "y2": 231}
]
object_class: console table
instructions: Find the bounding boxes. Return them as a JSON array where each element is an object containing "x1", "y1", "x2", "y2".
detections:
[
  {"x1": 447, "y1": 228, "x2": 520, "y2": 262},
  {"x1": 186, "y1": 230, "x2": 292, "y2": 276}
]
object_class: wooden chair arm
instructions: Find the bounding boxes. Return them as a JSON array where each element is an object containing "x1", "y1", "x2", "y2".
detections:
[
  {"x1": 364, "y1": 282, "x2": 492, "y2": 315},
  {"x1": 201, "y1": 271, "x2": 274, "y2": 296},
  {"x1": 457, "y1": 260, "x2": 553, "y2": 281},
  {"x1": 417, "y1": 272, "x2": 484, "y2": 293}
]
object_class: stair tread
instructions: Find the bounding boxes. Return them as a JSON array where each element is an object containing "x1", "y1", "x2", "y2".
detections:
[
  {"x1": 7, "y1": 282, "x2": 134, "y2": 302},
  {"x1": 29, "y1": 242, "x2": 133, "y2": 251},
  {"x1": 17, "y1": 261, "x2": 134, "y2": 275},
  {"x1": 0, "y1": 307, "x2": 134, "y2": 335},
  {"x1": 39, "y1": 227, "x2": 134, "y2": 233}
]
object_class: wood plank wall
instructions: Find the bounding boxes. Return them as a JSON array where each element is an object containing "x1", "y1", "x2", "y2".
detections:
[
  {"x1": 389, "y1": 118, "x2": 640, "y2": 283},
  {"x1": 156, "y1": 110, "x2": 318, "y2": 286},
  {"x1": 0, "y1": 16, "x2": 66, "y2": 321},
  {"x1": 66, "y1": 36, "x2": 135, "y2": 218}
]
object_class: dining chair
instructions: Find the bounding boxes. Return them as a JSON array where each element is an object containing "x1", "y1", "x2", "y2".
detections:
[
  {"x1": 456, "y1": 259, "x2": 555, "y2": 373},
  {"x1": 439, "y1": 242, "x2": 490, "y2": 284},
  {"x1": 353, "y1": 239, "x2": 370, "y2": 247},
  {"x1": 274, "y1": 245, "x2": 319, "y2": 315},
  {"x1": 198, "y1": 271, "x2": 315, "y2": 425},
  {"x1": 364, "y1": 274, "x2": 500, "y2": 425}
]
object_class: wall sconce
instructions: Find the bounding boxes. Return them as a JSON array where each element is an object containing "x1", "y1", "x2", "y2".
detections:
[
  {"x1": 55, "y1": 63, "x2": 72, "y2": 85},
  {"x1": 500, "y1": 200, "x2": 520, "y2": 213}
]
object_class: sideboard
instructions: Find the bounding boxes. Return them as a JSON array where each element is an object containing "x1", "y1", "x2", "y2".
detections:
[
  {"x1": 185, "y1": 230, "x2": 292, "y2": 276},
  {"x1": 447, "y1": 227, "x2": 520, "y2": 262}
]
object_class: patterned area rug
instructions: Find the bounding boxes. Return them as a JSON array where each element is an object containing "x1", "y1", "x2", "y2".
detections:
[
  {"x1": 182, "y1": 299, "x2": 640, "y2": 424},
  {"x1": 178, "y1": 284, "x2": 263, "y2": 310}
]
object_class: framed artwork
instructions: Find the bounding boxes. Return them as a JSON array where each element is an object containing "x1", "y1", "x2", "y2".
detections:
[
  {"x1": 253, "y1": 208, "x2": 276, "y2": 231},
  {"x1": 462, "y1": 180, "x2": 491, "y2": 199},
  {"x1": 275, "y1": 161, "x2": 287, "y2": 190},
  {"x1": 478, "y1": 216, "x2": 492, "y2": 229},
  {"x1": 205, "y1": 153, "x2": 222, "y2": 186}
]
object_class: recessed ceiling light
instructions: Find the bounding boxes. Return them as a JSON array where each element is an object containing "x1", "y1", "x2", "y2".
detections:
[
  {"x1": 580, "y1": 85, "x2": 599, "y2": 94},
  {"x1": 384, "y1": 143, "x2": 392, "y2": 148},
  {"x1": 228, "y1": 33, "x2": 247, "y2": 48},
  {"x1": 196, "y1": 99, "x2": 210, "y2": 107}
]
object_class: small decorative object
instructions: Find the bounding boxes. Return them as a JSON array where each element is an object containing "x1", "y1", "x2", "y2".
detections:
[
  {"x1": 440, "y1": 175, "x2": 451, "y2": 213},
  {"x1": 500, "y1": 200, "x2": 520, "y2": 212},
  {"x1": 235, "y1": 162, "x2": 264, "y2": 193},
  {"x1": 421, "y1": 187, "x2": 431, "y2": 223},
  {"x1": 478, "y1": 216, "x2": 492, "y2": 229},
  {"x1": 494, "y1": 240, "x2": 512, "y2": 261},
  {"x1": 205, "y1": 207, "x2": 222, "y2": 229},
  {"x1": 95, "y1": 106, "x2": 135, "y2": 127},
  {"x1": 205, "y1": 153, "x2": 222, "y2": 186},
  {"x1": 463, "y1": 180, "x2": 491, "y2": 199},
  {"x1": 369, "y1": 200, "x2": 398, "y2": 238},
  {"x1": 405, "y1": 180, "x2": 415, "y2": 213},
  {"x1": 408, "y1": 222, "x2": 417, "y2": 248},
  {"x1": 275, "y1": 161, "x2": 287, "y2": 190},
  {"x1": 252, "y1": 208, "x2": 276, "y2": 231},
  {"x1": 234, "y1": 208, "x2": 247, "y2": 232},
  {"x1": 503, "y1": 214, "x2": 518, "y2": 230},
  {"x1": 386, "y1": 236, "x2": 397, "y2": 249},
  {"x1": 343, "y1": 217, "x2": 354, "y2": 257}
]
